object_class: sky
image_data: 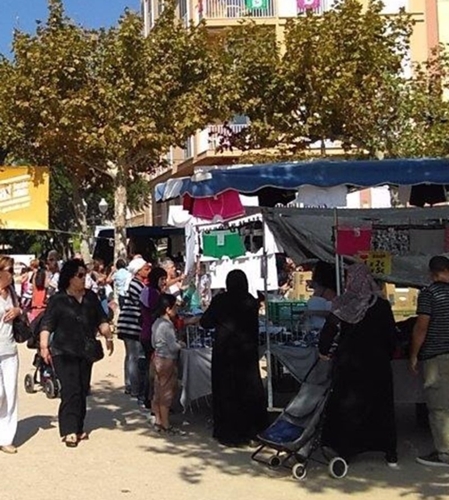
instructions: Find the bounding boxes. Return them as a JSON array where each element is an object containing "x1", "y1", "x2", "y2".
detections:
[{"x1": 0, "y1": 0, "x2": 141, "y2": 56}]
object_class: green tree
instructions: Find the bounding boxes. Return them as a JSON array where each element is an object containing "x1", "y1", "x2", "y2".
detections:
[
  {"x1": 6, "y1": 0, "x2": 223, "y2": 260},
  {"x1": 391, "y1": 46, "x2": 449, "y2": 158},
  {"x1": 217, "y1": 0, "x2": 415, "y2": 158}
]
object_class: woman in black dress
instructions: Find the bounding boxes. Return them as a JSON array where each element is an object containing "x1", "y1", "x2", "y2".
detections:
[
  {"x1": 200, "y1": 270, "x2": 268, "y2": 446},
  {"x1": 319, "y1": 263, "x2": 398, "y2": 466}
]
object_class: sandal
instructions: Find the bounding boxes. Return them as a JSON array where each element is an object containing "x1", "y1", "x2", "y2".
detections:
[
  {"x1": 63, "y1": 434, "x2": 78, "y2": 448},
  {"x1": 77, "y1": 432, "x2": 89, "y2": 441}
]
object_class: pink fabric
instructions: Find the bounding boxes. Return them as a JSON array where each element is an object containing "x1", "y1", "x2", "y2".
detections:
[
  {"x1": 297, "y1": 0, "x2": 321, "y2": 10},
  {"x1": 187, "y1": 190, "x2": 245, "y2": 222},
  {"x1": 336, "y1": 226, "x2": 372, "y2": 256}
]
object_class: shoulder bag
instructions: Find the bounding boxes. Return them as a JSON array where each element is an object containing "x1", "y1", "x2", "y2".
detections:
[{"x1": 9, "y1": 286, "x2": 32, "y2": 343}]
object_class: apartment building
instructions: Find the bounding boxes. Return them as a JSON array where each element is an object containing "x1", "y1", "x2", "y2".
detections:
[{"x1": 142, "y1": 0, "x2": 445, "y2": 224}]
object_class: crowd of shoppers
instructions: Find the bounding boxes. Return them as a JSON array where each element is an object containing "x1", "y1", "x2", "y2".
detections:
[{"x1": 1, "y1": 248, "x2": 448, "y2": 474}]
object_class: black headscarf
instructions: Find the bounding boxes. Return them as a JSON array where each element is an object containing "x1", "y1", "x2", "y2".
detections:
[{"x1": 226, "y1": 269, "x2": 249, "y2": 297}]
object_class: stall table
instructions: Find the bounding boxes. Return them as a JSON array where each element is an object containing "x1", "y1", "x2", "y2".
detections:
[{"x1": 179, "y1": 346, "x2": 425, "y2": 411}]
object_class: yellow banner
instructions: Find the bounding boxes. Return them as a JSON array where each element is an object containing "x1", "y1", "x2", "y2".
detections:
[
  {"x1": 0, "y1": 166, "x2": 49, "y2": 230},
  {"x1": 358, "y1": 250, "x2": 392, "y2": 275}
]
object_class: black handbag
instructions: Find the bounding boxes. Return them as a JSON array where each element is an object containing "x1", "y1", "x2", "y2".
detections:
[
  {"x1": 13, "y1": 314, "x2": 33, "y2": 344},
  {"x1": 83, "y1": 337, "x2": 104, "y2": 364},
  {"x1": 9, "y1": 286, "x2": 32, "y2": 344}
]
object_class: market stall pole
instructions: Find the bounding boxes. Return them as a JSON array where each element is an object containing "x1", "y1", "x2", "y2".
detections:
[{"x1": 262, "y1": 221, "x2": 274, "y2": 409}]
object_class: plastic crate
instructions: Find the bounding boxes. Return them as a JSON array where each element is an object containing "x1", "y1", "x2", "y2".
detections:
[{"x1": 267, "y1": 300, "x2": 307, "y2": 327}]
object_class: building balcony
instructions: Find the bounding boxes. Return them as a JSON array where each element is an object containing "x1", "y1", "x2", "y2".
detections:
[{"x1": 199, "y1": 0, "x2": 276, "y2": 21}]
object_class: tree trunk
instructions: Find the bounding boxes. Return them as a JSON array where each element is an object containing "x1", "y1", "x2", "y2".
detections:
[
  {"x1": 114, "y1": 165, "x2": 128, "y2": 262},
  {"x1": 71, "y1": 176, "x2": 91, "y2": 262},
  {"x1": 320, "y1": 138, "x2": 326, "y2": 157}
]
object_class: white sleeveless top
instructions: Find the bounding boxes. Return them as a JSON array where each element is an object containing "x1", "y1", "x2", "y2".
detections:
[{"x1": 0, "y1": 294, "x2": 17, "y2": 356}]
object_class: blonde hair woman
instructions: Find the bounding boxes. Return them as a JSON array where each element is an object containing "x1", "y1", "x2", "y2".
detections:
[{"x1": 0, "y1": 255, "x2": 22, "y2": 454}]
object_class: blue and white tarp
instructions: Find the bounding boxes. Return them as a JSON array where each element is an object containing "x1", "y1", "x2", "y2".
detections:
[{"x1": 155, "y1": 158, "x2": 449, "y2": 202}]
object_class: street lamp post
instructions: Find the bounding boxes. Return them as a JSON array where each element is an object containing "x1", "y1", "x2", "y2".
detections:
[{"x1": 98, "y1": 198, "x2": 108, "y2": 216}]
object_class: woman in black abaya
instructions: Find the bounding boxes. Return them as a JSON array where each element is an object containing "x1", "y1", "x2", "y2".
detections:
[
  {"x1": 319, "y1": 263, "x2": 398, "y2": 466},
  {"x1": 200, "y1": 270, "x2": 268, "y2": 446}
]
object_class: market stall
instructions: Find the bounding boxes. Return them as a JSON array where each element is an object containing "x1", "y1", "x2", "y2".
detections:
[{"x1": 156, "y1": 157, "x2": 449, "y2": 408}]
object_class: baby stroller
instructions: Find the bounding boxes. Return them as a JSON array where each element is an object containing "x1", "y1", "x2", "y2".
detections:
[
  {"x1": 23, "y1": 312, "x2": 60, "y2": 399},
  {"x1": 251, "y1": 359, "x2": 348, "y2": 481}
]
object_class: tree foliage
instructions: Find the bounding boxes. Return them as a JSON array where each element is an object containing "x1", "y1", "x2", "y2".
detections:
[
  {"x1": 3, "y1": 0, "x2": 224, "y2": 259},
  {"x1": 216, "y1": 0, "x2": 449, "y2": 159}
]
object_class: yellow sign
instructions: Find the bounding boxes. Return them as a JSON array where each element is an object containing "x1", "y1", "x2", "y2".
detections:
[
  {"x1": 358, "y1": 250, "x2": 392, "y2": 275},
  {"x1": 0, "y1": 166, "x2": 49, "y2": 230}
]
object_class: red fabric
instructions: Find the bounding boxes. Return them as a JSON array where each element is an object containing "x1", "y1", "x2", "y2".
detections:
[
  {"x1": 336, "y1": 227, "x2": 372, "y2": 256},
  {"x1": 191, "y1": 190, "x2": 245, "y2": 221},
  {"x1": 174, "y1": 316, "x2": 185, "y2": 332},
  {"x1": 182, "y1": 194, "x2": 194, "y2": 212}
]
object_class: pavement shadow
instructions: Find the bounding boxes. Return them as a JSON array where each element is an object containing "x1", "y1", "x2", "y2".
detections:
[
  {"x1": 67, "y1": 379, "x2": 449, "y2": 500},
  {"x1": 16, "y1": 415, "x2": 57, "y2": 447},
  {"x1": 84, "y1": 379, "x2": 154, "y2": 436}
]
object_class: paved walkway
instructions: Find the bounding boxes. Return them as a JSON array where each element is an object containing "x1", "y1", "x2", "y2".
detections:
[{"x1": 1, "y1": 343, "x2": 447, "y2": 500}]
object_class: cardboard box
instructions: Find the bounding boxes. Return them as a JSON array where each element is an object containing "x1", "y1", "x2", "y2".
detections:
[
  {"x1": 386, "y1": 285, "x2": 418, "y2": 314},
  {"x1": 291, "y1": 271, "x2": 313, "y2": 301}
]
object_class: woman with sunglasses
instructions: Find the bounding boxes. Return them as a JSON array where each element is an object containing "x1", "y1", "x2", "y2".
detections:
[
  {"x1": 40, "y1": 259, "x2": 114, "y2": 448},
  {"x1": 0, "y1": 255, "x2": 22, "y2": 454}
]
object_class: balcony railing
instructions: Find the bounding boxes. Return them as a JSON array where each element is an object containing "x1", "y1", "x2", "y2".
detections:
[
  {"x1": 208, "y1": 123, "x2": 248, "y2": 151},
  {"x1": 199, "y1": 0, "x2": 276, "y2": 20}
]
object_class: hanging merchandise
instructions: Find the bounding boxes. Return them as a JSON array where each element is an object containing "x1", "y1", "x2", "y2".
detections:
[
  {"x1": 409, "y1": 185, "x2": 448, "y2": 207},
  {"x1": 202, "y1": 230, "x2": 246, "y2": 259},
  {"x1": 336, "y1": 226, "x2": 372, "y2": 256},
  {"x1": 371, "y1": 227, "x2": 410, "y2": 256},
  {"x1": 245, "y1": 0, "x2": 268, "y2": 10},
  {"x1": 208, "y1": 254, "x2": 278, "y2": 296},
  {"x1": 297, "y1": 0, "x2": 321, "y2": 10},
  {"x1": 295, "y1": 185, "x2": 347, "y2": 208},
  {"x1": 182, "y1": 189, "x2": 245, "y2": 222}
]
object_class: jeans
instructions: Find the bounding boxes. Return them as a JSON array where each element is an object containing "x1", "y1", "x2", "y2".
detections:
[
  {"x1": 52, "y1": 355, "x2": 91, "y2": 437},
  {"x1": 123, "y1": 338, "x2": 145, "y2": 398},
  {"x1": 423, "y1": 353, "x2": 449, "y2": 459}
]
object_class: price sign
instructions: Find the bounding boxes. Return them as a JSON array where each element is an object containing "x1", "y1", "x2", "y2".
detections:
[{"x1": 357, "y1": 251, "x2": 392, "y2": 275}]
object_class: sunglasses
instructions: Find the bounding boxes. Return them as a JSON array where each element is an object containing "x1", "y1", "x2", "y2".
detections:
[
  {"x1": 76, "y1": 272, "x2": 87, "y2": 279},
  {"x1": 1, "y1": 267, "x2": 14, "y2": 274}
]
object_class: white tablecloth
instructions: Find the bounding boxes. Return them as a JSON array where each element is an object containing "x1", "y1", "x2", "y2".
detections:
[
  {"x1": 179, "y1": 347, "x2": 425, "y2": 410},
  {"x1": 179, "y1": 349, "x2": 212, "y2": 410}
]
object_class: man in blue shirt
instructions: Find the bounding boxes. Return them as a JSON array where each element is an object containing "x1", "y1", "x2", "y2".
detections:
[{"x1": 110, "y1": 259, "x2": 131, "y2": 308}]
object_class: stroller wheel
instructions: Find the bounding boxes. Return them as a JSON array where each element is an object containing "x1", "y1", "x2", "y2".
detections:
[
  {"x1": 329, "y1": 457, "x2": 348, "y2": 479},
  {"x1": 24, "y1": 374, "x2": 36, "y2": 394},
  {"x1": 292, "y1": 463, "x2": 307, "y2": 481},
  {"x1": 268, "y1": 455, "x2": 281, "y2": 468},
  {"x1": 44, "y1": 379, "x2": 57, "y2": 399}
]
